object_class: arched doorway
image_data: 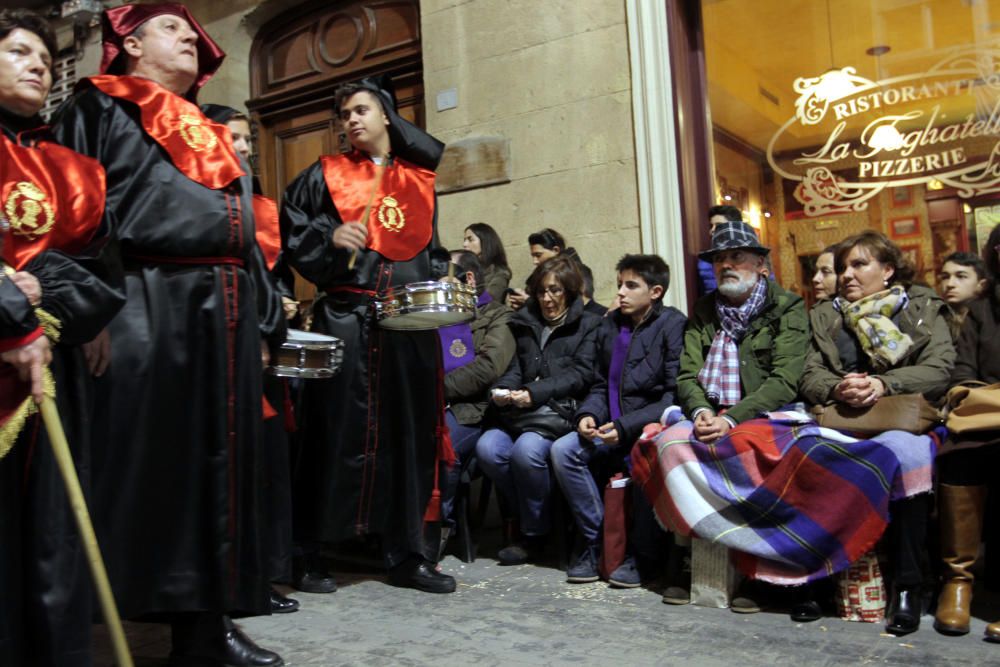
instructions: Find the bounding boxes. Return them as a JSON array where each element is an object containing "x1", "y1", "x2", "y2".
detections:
[{"x1": 247, "y1": 0, "x2": 426, "y2": 303}]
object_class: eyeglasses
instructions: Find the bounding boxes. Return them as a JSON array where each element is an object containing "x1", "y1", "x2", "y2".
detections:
[{"x1": 536, "y1": 286, "x2": 565, "y2": 298}]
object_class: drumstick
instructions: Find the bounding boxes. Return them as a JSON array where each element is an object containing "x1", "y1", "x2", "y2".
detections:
[
  {"x1": 40, "y1": 395, "x2": 134, "y2": 667},
  {"x1": 347, "y1": 159, "x2": 389, "y2": 270}
]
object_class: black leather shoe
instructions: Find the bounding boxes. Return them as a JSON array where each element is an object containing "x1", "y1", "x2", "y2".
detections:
[
  {"x1": 790, "y1": 599, "x2": 822, "y2": 623},
  {"x1": 886, "y1": 586, "x2": 921, "y2": 636},
  {"x1": 269, "y1": 588, "x2": 300, "y2": 614},
  {"x1": 388, "y1": 558, "x2": 457, "y2": 594},
  {"x1": 292, "y1": 570, "x2": 337, "y2": 594},
  {"x1": 170, "y1": 615, "x2": 284, "y2": 667}
]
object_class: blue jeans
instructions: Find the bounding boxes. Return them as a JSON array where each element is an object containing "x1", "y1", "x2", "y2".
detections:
[
  {"x1": 440, "y1": 410, "x2": 482, "y2": 528},
  {"x1": 475, "y1": 429, "x2": 554, "y2": 536},
  {"x1": 551, "y1": 432, "x2": 607, "y2": 544}
]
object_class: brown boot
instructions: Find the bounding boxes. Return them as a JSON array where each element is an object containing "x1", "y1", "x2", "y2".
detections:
[{"x1": 934, "y1": 484, "x2": 987, "y2": 636}]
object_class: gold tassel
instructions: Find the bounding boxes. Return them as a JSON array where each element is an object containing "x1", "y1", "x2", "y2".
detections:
[{"x1": 0, "y1": 367, "x2": 56, "y2": 460}]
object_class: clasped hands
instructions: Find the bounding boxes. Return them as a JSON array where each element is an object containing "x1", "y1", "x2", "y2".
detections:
[
  {"x1": 578, "y1": 415, "x2": 619, "y2": 446},
  {"x1": 491, "y1": 388, "x2": 533, "y2": 409},
  {"x1": 693, "y1": 410, "x2": 731, "y2": 444},
  {"x1": 832, "y1": 372, "x2": 885, "y2": 408}
]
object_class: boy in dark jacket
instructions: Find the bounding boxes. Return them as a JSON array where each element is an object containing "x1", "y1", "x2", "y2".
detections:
[{"x1": 551, "y1": 254, "x2": 686, "y2": 585}]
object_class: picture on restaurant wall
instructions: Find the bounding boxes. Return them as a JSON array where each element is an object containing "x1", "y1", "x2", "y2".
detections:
[
  {"x1": 891, "y1": 186, "x2": 912, "y2": 209},
  {"x1": 900, "y1": 244, "x2": 922, "y2": 273},
  {"x1": 889, "y1": 216, "x2": 921, "y2": 240}
]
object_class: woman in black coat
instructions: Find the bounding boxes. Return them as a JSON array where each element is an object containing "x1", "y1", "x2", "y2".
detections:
[{"x1": 476, "y1": 255, "x2": 601, "y2": 564}]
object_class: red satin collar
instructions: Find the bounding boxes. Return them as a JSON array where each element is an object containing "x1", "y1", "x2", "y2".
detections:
[
  {"x1": 0, "y1": 133, "x2": 106, "y2": 270},
  {"x1": 252, "y1": 194, "x2": 280, "y2": 270},
  {"x1": 320, "y1": 152, "x2": 435, "y2": 263},
  {"x1": 86, "y1": 75, "x2": 244, "y2": 190}
]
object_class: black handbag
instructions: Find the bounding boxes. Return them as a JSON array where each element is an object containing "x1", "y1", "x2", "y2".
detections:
[{"x1": 498, "y1": 397, "x2": 577, "y2": 440}]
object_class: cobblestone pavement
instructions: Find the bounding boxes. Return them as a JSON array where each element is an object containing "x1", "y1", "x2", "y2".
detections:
[{"x1": 94, "y1": 551, "x2": 1000, "y2": 667}]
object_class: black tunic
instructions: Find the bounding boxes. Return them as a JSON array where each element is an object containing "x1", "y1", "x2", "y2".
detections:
[
  {"x1": 51, "y1": 80, "x2": 286, "y2": 618},
  {"x1": 281, "y1": 158, "x2": 442, "y2": 564},
  {"x1": 0, "y1": 109, "x2": 125, "y2": 667}
]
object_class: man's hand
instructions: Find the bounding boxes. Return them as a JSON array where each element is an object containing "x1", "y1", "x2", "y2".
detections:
[
  {"x1": 332, "y1": 221, "x2": 368, "y2": 252},
  {"x1": 833, "y1": 372, "x2": 884, "y2": 407},
  {"x1": 261, "y1": 340, "x2": 271, "y2": 367},
  {"x1": 82, "y1": 328, "x2": 111, "y2": 377},
  {"x1": 693, "y1": 411, "x2": 731, "y2": 444},
  {"x1": 281, "y1": 296, "x2": 299, "y2": 321},
  {"x1": 10, "y1": 271, "x2": 41, "y2": 306},
  {"x1": 510, "y1": 389, "x2": 533, "y2": 409},
  {"x1": 578, "y1": 415, "x2": 599, "y2": 441},
  {"x1": 2, "y1": 335, "x2": 51, "y2": 403}
]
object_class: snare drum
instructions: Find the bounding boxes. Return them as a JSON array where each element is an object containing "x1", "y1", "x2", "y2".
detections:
[
  {"x1": 375, "y1": 280, "x2": 476, "y2": 330},
  {"x1": 267, "y1": 329, "x2": 344, "y2": 379}
]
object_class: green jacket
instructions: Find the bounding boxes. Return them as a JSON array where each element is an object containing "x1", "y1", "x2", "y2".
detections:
[
  {"x1": 445, "y1": 298, "x2": 516, "y2": 425},
  {"x1": 678, "y1": 279, "x2": 809, "y2": 424},
  {"x1": 800, "y1": 284, "x2": 955, "y2": 404}
]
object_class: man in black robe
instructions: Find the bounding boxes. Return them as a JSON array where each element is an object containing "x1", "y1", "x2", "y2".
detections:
[
  {"x1": 52, "y1": 4, "x2": 286, "y2": 665},
  {"x1": 281, "y1": 77, "x2": 457, "y2": 593},
  {"x1": 0, "y1": 9, "x2": 125, "y2": 666}
]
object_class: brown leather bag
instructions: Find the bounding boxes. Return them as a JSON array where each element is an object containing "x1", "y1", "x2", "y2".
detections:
[
  {"x1": 945, "y1": 382, "x2": 1000, "y2": 434},
  {"x1": 810, "y1": 394, "x2": 941, "y2": 436}
]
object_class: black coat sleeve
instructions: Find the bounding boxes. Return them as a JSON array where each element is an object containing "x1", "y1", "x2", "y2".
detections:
[
  {"x1": 0, "y1": 276, "x2": 39, "y2": 344},
  {"x1": 525, "y1": 316, "x2": 601, "y2": 405},
  {"x1": 280, "y1": 162, "x2": 353, "y2": 287}
]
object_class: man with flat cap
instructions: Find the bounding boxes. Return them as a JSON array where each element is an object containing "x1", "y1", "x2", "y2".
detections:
[
  {"x1": 281, "y1": 77, "x2": 457, "y2": 594},
  {"x1": 52, "y1": 4, "x2": 286, "y2": 665}
]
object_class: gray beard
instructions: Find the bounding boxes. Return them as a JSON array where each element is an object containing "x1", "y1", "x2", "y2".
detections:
[{"x1": 718, "y1": 275, "x2": 759, "y2": 300}]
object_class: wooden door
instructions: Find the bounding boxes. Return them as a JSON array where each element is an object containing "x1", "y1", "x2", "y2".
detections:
[{"x1": 247, "y1": 0, "x2": 425, "y2": 303}]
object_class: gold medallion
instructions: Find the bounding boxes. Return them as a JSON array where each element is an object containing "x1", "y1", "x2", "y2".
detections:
[
  {"x1": 5, "y1": 181, "x2": 55, "y2": 240},
  {"x1": 377, "y1": 195, "x2": 405, "y2": 232},
  {"x1": 449, "y1": 338, "x2": 468, "y2": 358},
  {"x1": 179, "y1": 113, "x2": 218, "y2": 152}
]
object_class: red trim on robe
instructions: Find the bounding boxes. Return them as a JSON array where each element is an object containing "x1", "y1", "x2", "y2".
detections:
[
  {"x1": 0, "y1": 326, "x2": 43, "y2": 353},
  {"x1": 0, "y1": 133, "x2": 106, "y2": 270},
  {"x1": 86, "y1": 75, "x2": 245, "y2": 190},
  {"x1": 252, "y1": 195, "x2": 281, "y2": 270},
  {"x1": 320, "y1": 152, "x2": 434, "y2": 262}
]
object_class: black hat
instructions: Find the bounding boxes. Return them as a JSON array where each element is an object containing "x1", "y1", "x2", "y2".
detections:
[
  {"x1": 698, "y1": 220, "x2": 770, "y2": 262},
  {"x1": 341, "y1": 75, "x2": 445, "y2": 172}
]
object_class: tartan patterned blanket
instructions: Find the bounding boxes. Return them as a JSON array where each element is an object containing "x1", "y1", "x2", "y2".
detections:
[{"x1": 631, "y1": 409, "x2": 937, "y2": 585}]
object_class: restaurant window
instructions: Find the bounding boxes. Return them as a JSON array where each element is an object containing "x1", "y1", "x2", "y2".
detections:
[{"x1": 702, "y1": 0, "x2": 1000, "y2": 305}]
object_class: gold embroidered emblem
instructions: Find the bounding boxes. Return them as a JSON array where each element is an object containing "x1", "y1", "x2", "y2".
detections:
[
  {"x1": 178, "y1": 114, "x2": 218, "y2": 152},
  {"x1": 378, "y1": 195, "x2": 405, "y2": 232},
  {"x1": 449, "y1": 338, "x2": 467, "y2": 359},
  {"x1": 5, "y1": 182, "x2": 54, "y2": 240}
]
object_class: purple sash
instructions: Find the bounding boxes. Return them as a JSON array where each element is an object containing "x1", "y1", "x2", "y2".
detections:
[
  {"x1": 438, "y1": 290, "x2": 492, "y2": 373},
  {"x1": 607, "y1": 323, "x2": 633, "y2": 421}
]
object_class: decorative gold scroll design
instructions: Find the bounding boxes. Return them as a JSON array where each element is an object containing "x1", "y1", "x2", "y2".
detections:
[{"x1": 768, "y1": 46, "x2": 1000, "y2": 217}]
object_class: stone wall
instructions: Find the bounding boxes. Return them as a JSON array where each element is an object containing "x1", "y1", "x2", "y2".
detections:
[{"x1": 421, "y1": 0, "x2": 639, "y2": 303}]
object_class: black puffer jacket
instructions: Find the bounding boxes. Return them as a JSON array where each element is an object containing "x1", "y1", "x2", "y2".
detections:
[
  {"x1": 494, "y1": 297, "x2": 602, "y2": 406},
  {"x1": 576, "y1": 301, "x2": 687, "y2": 446}
]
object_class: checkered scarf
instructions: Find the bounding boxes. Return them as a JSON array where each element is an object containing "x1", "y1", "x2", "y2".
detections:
[{"x1": 698, "y1": 278, "x2": 768, "y2": 407}]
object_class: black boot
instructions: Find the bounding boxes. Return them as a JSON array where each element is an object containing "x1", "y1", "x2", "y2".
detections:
[
  {"x1": 171, "y1": 613, "x2": 284, "y2": 666},
  {"x1": 269, "y1": 587, "x2": 300, "y2": 614},
  {"x1": 886, "y1": 586, "x2": 922, "y2": 636}
]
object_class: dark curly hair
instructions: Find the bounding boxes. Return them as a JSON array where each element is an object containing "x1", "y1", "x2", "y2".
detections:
[
  {"x1": 834, "y1": 230, "x2": 915, "y2": 286},
  {"x1": 0, "y1": 9, "x2": 56, "y2": 65}
]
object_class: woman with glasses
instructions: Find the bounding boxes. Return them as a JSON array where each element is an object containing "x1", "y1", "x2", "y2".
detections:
[
  {"x1": 934, "y1": 223, "x2": 1000, "y2": 640},
  {"x1": 476, "y1": 255, "x2": 602, "y2": 564}
]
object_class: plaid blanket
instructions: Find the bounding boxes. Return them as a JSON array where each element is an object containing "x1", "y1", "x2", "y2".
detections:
[{"x1": 631, "y1": 409, "x2": 937, "y2": 585}]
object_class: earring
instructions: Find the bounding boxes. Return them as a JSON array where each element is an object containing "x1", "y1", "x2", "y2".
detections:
[{"x1": 883, "y1": 278, "x2": 889, "y2": 286}]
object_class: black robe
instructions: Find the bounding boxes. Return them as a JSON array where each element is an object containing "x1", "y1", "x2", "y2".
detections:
[
  {"x1": 0, "y1": 109, "x2": 125, "y2": 667},
  {"x1": 51, "y1": 80, "x2": 286, "y2": 618},
  {"x1": 281, "y1": 158, "x2": 442, "y2": 565}
]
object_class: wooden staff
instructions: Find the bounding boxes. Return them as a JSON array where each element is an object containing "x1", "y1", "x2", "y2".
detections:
[
  {"x1": 347, "y1": 159, "x2": 389, "y2": 270},
  {"x1": 39, "y1": 396, "x2": 133, "y2": 667}
]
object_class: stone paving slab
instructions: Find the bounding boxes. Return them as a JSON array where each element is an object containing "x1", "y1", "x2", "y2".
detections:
[{"x1": 94, "y1": 555, "x2": 1000, "y2": 666}]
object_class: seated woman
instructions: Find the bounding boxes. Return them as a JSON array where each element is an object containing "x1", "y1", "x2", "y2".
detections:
[
  {"x1": 800, "y1": 230, "x2": 954, "y2": 635},
  {"x1": 476, "y1": 255, "x2": 601, "y2": 565},
  {"x1": 811, "y1": 244, "x2": 839, "y2": 303},
  {"x1": 934, "y1": 224, "x2": 1000, "y2": 640},
  {"x1": 463, "y1": 222, "x2": 512, "y2": 303}
]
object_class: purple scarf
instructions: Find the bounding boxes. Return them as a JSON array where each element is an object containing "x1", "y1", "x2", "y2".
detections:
[{"x1": 607, "y1": 323, "x2": 633, "y2": 421}]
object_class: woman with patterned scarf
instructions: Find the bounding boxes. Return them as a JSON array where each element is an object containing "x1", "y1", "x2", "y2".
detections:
[{"x1": 800, "y1": 231, "x2": 955, "y2": 635}]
